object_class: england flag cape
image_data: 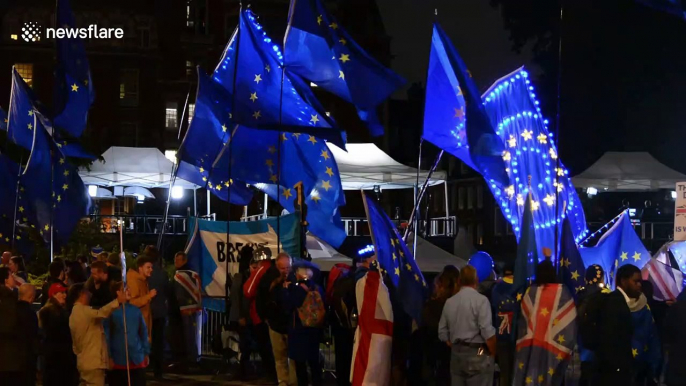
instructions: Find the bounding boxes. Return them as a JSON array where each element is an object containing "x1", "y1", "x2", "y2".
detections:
[{"x1": 350, "y1": 269, "x2": 393, "y2": 386}]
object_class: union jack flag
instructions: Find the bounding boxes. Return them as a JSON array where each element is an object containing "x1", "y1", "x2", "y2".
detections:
[
  {"x1": 642, "y1": 258, "x2": 684, "y2": 301},
  {"x1": 514, "y1": 284, "x2": 577, "y2": 386}
]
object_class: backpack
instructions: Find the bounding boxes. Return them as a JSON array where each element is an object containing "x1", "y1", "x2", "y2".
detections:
[{"x1": 298, "y1": 290, "x2": 326, "y2": 328}]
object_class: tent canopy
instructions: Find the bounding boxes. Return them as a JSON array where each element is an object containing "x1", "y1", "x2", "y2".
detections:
[
  {"x1": 79, "y1": 147, "x2": 198, "y2": 189},
  {"x1": 572, "y1": 152, "x2": 686, "y2": 191},
  {"x1": 327, "y1": 143, "x2": 446, "y2": 190}
]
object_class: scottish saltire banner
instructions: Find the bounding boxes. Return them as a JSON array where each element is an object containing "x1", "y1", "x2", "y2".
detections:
[{"x1": 185, "y1": 214, "x2": 300, "y2": 310}]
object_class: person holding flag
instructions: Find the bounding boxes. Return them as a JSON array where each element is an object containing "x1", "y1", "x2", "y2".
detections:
[{"x1": 575, "y1": 265, "x2": 610, "y2": 386}]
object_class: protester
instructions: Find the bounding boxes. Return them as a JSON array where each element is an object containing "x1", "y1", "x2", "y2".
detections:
[
  {"x1": 630, "y1": 284, "x2": 662, "y2": 386},
  {"x1": 96, "y1": 252, "x2": 108, "y2": 263},
  {"x1": 86, "y1": 261, "x2": 114, "y2": 309},
  {"x1": 127, "y1": 255, "x2": 158, "y2": 342},
  {"x1": 227, "y1": 247, "x2": 256, "y2": 380},
  {"x1": 104, "y1": 281, "x2": 150, "y2": 386},
  {"x1": 576, "y1": 264, "x2": 610, "y2": 386},
  {"x1": 489, "y1": 262, "x2": 516, "y2": 386},
  {"x1": 420, "y1": 265, "x2": 460, "y2": 386},
  {"x1": 38, "y1": 282, "x2": 78, "y2": 386},
  {"x1": 438, "y1": 265, "x2": 496, "y2": 386},
  {"x1": 282, "y1": 261, "x2": 325, "y2": 386},
  {"x1": 664, "y1": 288, "x2": 686, "y2": 386},
  {"x1": 106, "y1": 252, "x2": 123, "y2": 282},
  {"x1": 41, "y1": 261, "x2": 67, "y2": 306},
  {"x1": 77, "y1": 254, "x2": 91, "y2": 279},
  {"x1": 259, "y1": 252, "x2": 298, "y2": 386},
  {"x1": 9, "y1": 255, "x2": 28, "y2": 283},
  {"x1": 586, "y1": 264, "x2": 641, "y2": 384},
  {"x1": 172, "y1": 251, "x2": 202, "y2": 368},
  {"x1": 0, "y1": 267, "x2": 21, "y2": 384},
  {"x1": 244, "y1": 248, "x2": 278, "y2": 384},
  {"x1": 328, "y1": 263, "x2": 357, "y2": 386},
  {"x1": 17, "y1": 283, "x2": 39, "y2": 386},
  {"x1": 69, "y1": 282, "x2": 126, "y2": 386},
  {"x1": 144, "y1": 246, "x2": 169, "y2": 379},
  {"x1": 1, "y1": 250, "x2": 11, "y2": 266}
]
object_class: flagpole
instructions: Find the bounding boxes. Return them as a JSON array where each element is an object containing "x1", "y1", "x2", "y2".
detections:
[
  {"x1": 10, "y1": 156, "x2": 22, "y2": 252},
  {"x1": 553, "y1": 4, "x2": 565, "y2": 266},
  {"x1": 119, "y1": 216, "x2": 131, "y2": 386},
  {"x1": 403, "y1": 149, "x2": 443, "y2": 242},
  {"x1": 361, "y1": 190, "x2": 379, "y2": 254}
]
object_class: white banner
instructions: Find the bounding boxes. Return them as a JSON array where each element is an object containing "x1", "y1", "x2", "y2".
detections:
[{"x1": 675, "y1": 182, "x2": 686, "y2": 241}]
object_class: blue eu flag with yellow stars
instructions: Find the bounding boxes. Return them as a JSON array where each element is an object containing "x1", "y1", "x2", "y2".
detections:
[
  {"x1": 20, "y1": 111, "x2": 88, "y2": 246},
  {"x1": 53, "y1": 0, "x2": 94, "y2": 138},
  {"x1": 423, "y1": 23, "x2": 508, "y2": 186},
  {"x1": 176, "y1": 160, "x2": 253, "y2": 206},
  {"x1": 362, "y1": 191, "x2": 427, "y2": 323},
  {"x1": 284, "y1": 0, "x2": 405, "y2": 137},
  {"x1": 559, "y1": 217, "x2": 586, "y2": 298},
  {"x1": 8, "y1": 68, "x2": 48, "y2": 150},
  {"x1": 580, "y1": 212, "x2": 650, "y2": 286},
  {"x1": 212, "y1": 9, "x2": 345, "y2": 148},
  {"x1": 213, "y1": 128, "x2": 347, "y2": 248},
  {"x1": 0, "y1": 107, "x2": 7, "y2": 132}
]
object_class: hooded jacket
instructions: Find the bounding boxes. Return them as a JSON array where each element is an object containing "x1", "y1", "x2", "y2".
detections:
[
  {"x1": 127, "y1": 269, "x2": 154, "y2": 341},
  {"x1": 104, "y1": 303, "x2": 150, "y2": 369}
]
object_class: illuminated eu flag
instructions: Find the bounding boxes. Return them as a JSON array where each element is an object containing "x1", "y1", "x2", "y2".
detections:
[
  {"x1": 423, "y1": 23, "x2": 508, "y2": 186},
  {"x1": 212, "y1": 9, "x2": 345, "y2": 147},
  {"x1": 20, "y1": 111, "x2": 88, "y2": 246},
  {"x1": 580, "y1": 212, "x2": 650, "y2": 286},
  {"x1": 53, "y1": 0, "x2": 95, "y2": 138},
  {"x1": 284, "y1": 0, "x2": 406, "y2": 137},
  {"x1": 559, "y1": 217, "x2": 586, "y2": 298},
  {"x1": 362, "y1": 191, "x2": 427, "y2": 322}
]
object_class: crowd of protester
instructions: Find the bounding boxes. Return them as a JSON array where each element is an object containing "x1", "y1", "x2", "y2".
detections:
[
  {"x1": 1, "y1": 243, "x2": 686, "y2": 386},
  {"x1": 0, "y1": 246, "x2": 203, "y2": 386}
]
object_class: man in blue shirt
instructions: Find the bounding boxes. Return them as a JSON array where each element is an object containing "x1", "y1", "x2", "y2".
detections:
[{"x1": 439, "y1": 265, "x2": 496, "y2": 386}]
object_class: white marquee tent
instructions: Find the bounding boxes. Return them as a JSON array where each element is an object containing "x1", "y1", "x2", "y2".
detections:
[
  {"x1": 572, "y1": 152, "x2": 686, "y2": 191},
  {"x1": 327, "y1": 143, "x2": 446, "y2": 190},
  {"x1": 79, "y1": 147, "x2": 198, "y2": 189}
]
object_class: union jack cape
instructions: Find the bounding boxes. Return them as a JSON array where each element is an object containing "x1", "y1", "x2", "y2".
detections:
[
  {"x1": 642, "y1": 258, "x2": 684, "y2": 301},
  {"x1": 174, "y1": 269, "x2": 202, "y2": 313},
  {"x1": 350, "y1": 269, "x2": 393, "y2": 386},
  {"x1": 514, "y1": 283, "x2": 577, "y2": 386}
]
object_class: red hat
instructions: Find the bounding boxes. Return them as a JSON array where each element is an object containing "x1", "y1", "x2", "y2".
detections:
[{"x1": 48, "y1": 283, "x2": 67, "y2": 298}]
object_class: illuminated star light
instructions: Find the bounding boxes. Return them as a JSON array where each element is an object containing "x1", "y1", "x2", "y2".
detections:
[
  {"x1": 516, "y1": 194, "x2": 524, "y2": 206},
  {"x1": 531, "y1": 200, "x2": 540, "y2": 211},
  {"x1": 505, "y1": 185, "x2": 515, "y2": 198},
  {"x1": 310, "y1": 114, "x2": 320, "y2": 125},
  {"x1": 454, "y1": 107, "x2": 464, "y2": 119},
  {"x1": 254, "y1": 74, "x2": 262, "y2": 84},
  {"x1": 222, "y1": 124, "x2": 228, "y2": 132},
  {"x1": 549, "y1": 148, "x2": 558, "y2": 160},
  {"x1": 537, "y1": 133, "x2": 548, "y2": 144},
  {"x1": 521, "y1": 129, "x2": 533, "y2": 141},
  {"x1": 503, "y1": 151, "x2": 511, "y2": 162},
  {"x1": 543, "y1": 194, "x2": 555, "y2": 206},
  {"x1": 556, "y1": 168, "x2": 565, "y2": 177},
  {"x1": 508, "y1": 135, "x2": 517, "y2": 148},
  {"x1": 71, "y1": 84, "x2": 79, "y2": 92}
]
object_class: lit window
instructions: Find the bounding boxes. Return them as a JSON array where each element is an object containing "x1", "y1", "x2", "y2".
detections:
[
  {"x1": 10, "y1": 34, "x2": 18, "y2": 40},
  {"x1": 119, "y1": 69, "x2": 139, "y2": 107},
  {"x1": 15, "y1": 63, "x2": 34, "y2": 88},
  {"x1": 187, "y1": 103, "x2": 195, "y2": 124},
  {"x1": 186, "y1": 61, "x2": 194, "y2": 77},
  {"x1": 165, "y1": 102, "x2": 178, "y2": 129},
  {"x1": 165, "y1": 150, "x2": 177, "y2": 164}
]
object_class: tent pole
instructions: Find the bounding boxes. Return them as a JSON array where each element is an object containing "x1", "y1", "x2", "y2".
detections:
[
  {"x1": 206, "y1": 189, "x2": 210, "y2": 217},
  {"x1": 444, "y1": 180, "x2": 449, "y2": 225},
  {"x1": 263, "y1": 193, "x2": 268, "y2": 219},
  {"x1": 194, "y1": 189, "x2": 197, "y2": 217},
  {"x1": 403, "y1": 150, "x2": 444, "y2": 241}
]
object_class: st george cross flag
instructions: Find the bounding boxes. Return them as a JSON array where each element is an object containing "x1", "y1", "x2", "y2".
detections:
[
  {"x1": 351, "y1": 268, "x2": 393, "y2": 386},
  {"x1": 642, "y1": 258, "x2": 684, "y2": 301},
  {"x1": 514, "y1": 284, "x2": 577, "y2": 386}
]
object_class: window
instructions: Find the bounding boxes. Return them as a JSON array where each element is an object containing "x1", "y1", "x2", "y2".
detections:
[
  {"x1": 187, "y1": 103, "x2": 195, "y2": 124},
  {"x1": 458, "y1": 187, "x2": 465, "y2": 210},
  {"x1": 186, "y1": 61, "x2": 194, "y2": 77},
  {"x1": 138, "y1": 27, "x2": 150, "y2": 48},
  {"x1": 467, "y1": 186, "x2": 474, "y2": 209},
  {"x1": 120, "y1": 122, "x2": 138, "y2": 146},
  {"x1": 186, "y1": 0, "x2": 195, "y2": 28},
  {"x1": 165, "y1": 102, "x2": 178, "y2": 129},
  {"x1": 119, "y1": 69, "x2": 139, "y2": 107},
  {"x1": 477, "y1": 185, "x2": 483, "y2": 209},
  {"x1": 15, "y1": 63, "x2": 34, "y2": 88}
]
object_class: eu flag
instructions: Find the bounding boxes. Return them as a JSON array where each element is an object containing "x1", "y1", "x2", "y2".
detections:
[
  {"x1": 559, "y1": 217, "x2": 586, "y2": 298},
  {"x1": 0, "y1": 154, "x2": 19, "y2": 245},
  {"x1": 423, "y1": 23, "x2": 508, "y2": 186},
  {"x1": 175, "y1": 160, "x2": 253, "y2": 206},
  {"x1": 637, "y1": 0, "x2": 686, "y2": 19},
  {"x1": 362, "y1": 191, "x2": 427, "y2": 323},
  {"x1": 53, "y1": 0, "x2": 94, "y2": 138},
  {"x1": 0, "y1": 107, "x2": 7, "y2": 132},
  {"x1": 580, "y1": 212, "x2": 650, "y2": 286},
  {"x1": 514, "y1": 192, "x2": 537, "y2": 297},
  {"x1": 214, "y1": 128, "x2": 347, "y2": 248},
  {"x1": 8, "y1": 68, "x2": 47, "y2": 150},
  {"x1": 284, "y1": 0, "x2": 405, "y2": 137},
  {"x1": 20, "y1": 111, "x2": 88, "y2": 246},
  {"x1": 212, "y1": 9, "x2": 345, "y2": 147}
]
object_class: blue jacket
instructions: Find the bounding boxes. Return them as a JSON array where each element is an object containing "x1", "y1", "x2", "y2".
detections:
[{"x1": 104, "y1": 304, "x2": 150, "y2": 368}]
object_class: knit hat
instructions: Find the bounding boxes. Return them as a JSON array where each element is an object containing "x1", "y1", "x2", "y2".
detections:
[{"x1": 48, "y1": 283, "x2": 67, "y2": 298}]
